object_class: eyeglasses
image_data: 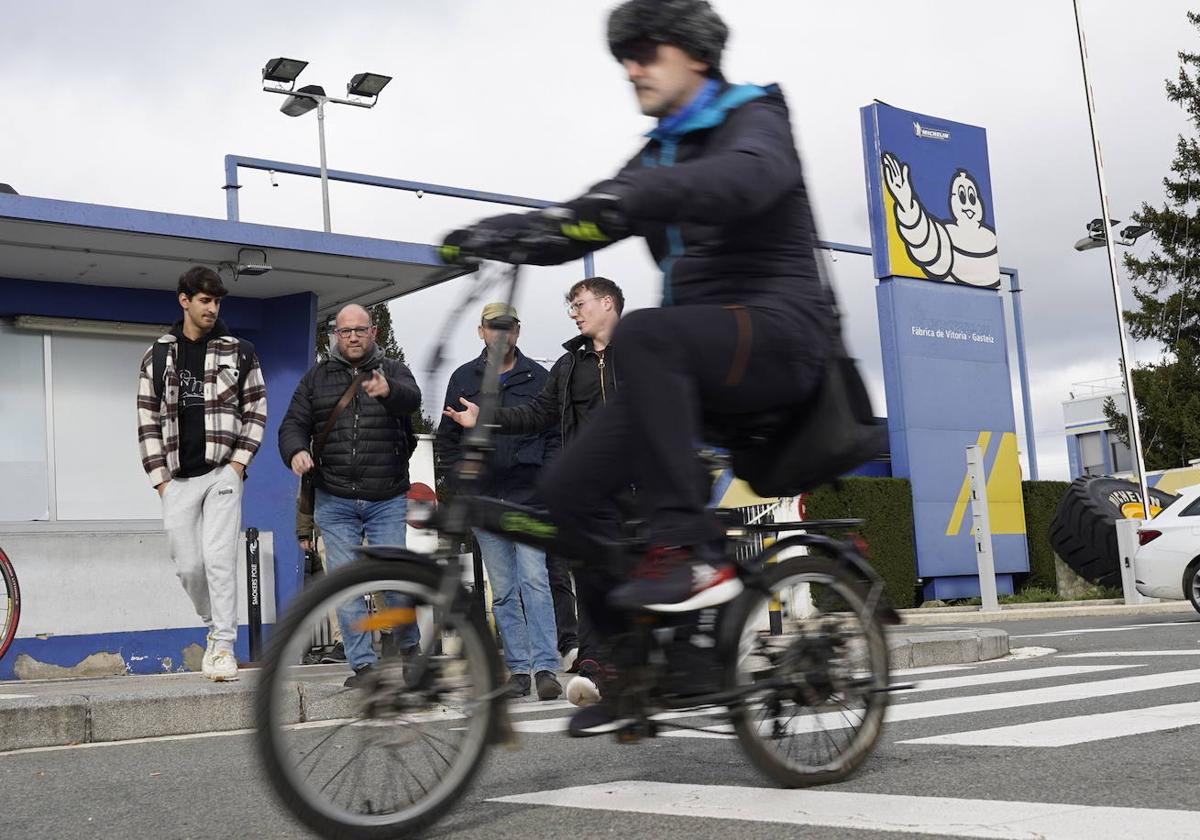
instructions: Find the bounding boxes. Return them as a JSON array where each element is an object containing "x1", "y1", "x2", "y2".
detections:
[
  {"x1": 566, "y1": 295, "x2": 603, "y2": 315},
  {"x1": 613, "y1": 39, "x2": 661, "y2": 67},
  {"x1": 333, "y1": 326, "x2": 372, "y2": 337}
]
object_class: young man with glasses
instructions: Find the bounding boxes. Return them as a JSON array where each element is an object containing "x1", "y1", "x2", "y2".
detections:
[
  {"x1": 278, "y1": 303, "x2": 423, "y2": 687},
  {"x1": 440, "y1": 0, "x2": 833, "y2": 734},
  {"x1": 442, "y1": 278, "x2": 625, "y2": 704}
]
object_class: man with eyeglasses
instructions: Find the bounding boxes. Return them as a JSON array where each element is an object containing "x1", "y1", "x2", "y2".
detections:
[
  {"x1": 442, "y1": 278, "x2": 625, "y2": 704},
  {"x1": 278, "y1": 303, "x2": 423, "y2": 687},
  {"x1": 439, "y1": 0, "x2": 833, "y2": 734}
]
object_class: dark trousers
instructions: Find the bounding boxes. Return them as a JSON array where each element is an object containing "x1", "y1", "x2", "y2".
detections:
[
  {"x1": 538, "y1": 304, "x2": 824, "y2": 648},
  {"x1": 546, "y1": 554, "x2": 578, "y2": 653}
]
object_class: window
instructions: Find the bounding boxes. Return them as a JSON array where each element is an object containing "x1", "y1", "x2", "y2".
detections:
[
  {"x1": 0, "y1": 323, "x2": 162, "y2": 524},
  {"x1": 1078, "y1": 431, "x2": 1106, "y2": 477}
]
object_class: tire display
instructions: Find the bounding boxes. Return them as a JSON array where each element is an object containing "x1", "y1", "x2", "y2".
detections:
[{"x1": 1048, "y1": 477, "x2": 1178, "y2": 588}]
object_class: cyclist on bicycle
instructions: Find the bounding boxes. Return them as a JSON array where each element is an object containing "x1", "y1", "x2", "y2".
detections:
[{"x1": 440, "y1": 0, "x2": 832, "y2": 730}]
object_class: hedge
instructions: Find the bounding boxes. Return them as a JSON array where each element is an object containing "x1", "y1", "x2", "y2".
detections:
[
  {"x1": 1021, "y1": 480, "x2": 1069, "y2": 592},
  {"x1": 804, "y1": 478, "x2": 918, "y2": 609},
  {"x1": 803, "y1": 478, "x2": 1072, "y2": 608}
]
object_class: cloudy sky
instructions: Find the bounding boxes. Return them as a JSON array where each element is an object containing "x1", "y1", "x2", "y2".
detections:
[{"x1": 2, "y1": 1, "x2": 1195, "y2": 480}]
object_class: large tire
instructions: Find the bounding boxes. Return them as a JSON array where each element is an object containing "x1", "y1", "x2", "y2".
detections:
[{"x1": 1048, "y1": 477, "x2": 1177, "y2": 588}]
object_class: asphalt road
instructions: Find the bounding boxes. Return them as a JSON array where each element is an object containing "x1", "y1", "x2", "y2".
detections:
[{"x1": 3, "y1": 611, "x2": 1199, "y2": 840}]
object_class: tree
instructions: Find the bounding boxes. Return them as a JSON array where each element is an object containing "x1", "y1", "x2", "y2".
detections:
[
  {"x1": 317, "y1": 302, "x2": 435, "y2": 434},
  {"x1": 1105, "y1": 11, "x2": 1200, "y2": 470}
]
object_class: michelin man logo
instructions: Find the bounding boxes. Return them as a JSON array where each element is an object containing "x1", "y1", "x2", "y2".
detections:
[{"x1": 880, "y1": 151, "x2": 1000, "y2": 288}]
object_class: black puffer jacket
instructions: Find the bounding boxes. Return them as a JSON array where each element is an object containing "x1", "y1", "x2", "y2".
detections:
[
  {"x1": 278, "y1": 344, "x2": 421, "y2": 501},
  {"x1": 467, "y1": 82, "x2": 832, "y2": 331},
  {"x1": 492, "y1": 335, "x2": 618, "y2": 446}
]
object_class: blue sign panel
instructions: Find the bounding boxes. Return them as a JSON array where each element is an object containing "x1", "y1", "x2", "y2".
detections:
[
  {"x1": 861, "y1": 103, "x2": 1000, "y2": 289},
  {"x1": 877, "y1": 277, "x2": 1028, "y2": 599}
]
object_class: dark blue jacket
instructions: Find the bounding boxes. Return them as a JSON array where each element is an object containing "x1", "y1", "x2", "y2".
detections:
[
  {"x1": 472, "y1": 82, "x2": 832, "y2": 334},
  {"x1": 436, "y1": 348, "x2": 559, "y2": 504}
]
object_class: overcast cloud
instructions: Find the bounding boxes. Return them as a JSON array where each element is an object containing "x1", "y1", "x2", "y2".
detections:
[{"x1": 2, "y1": 1, "x2": 1195, "y2": 480}]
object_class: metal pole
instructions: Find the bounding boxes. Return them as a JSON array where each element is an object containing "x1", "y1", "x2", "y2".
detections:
[
  {"x1": 245, "y1": 527, "x2": 263, "y2": 661},
  {"x1": 316, "y1": 98, "x2": 332, "y2": 233},
  {"x1": 966, "y1": 445, "x2": 1000, "y2": 612},
  {"x1": 1073, "y1": 0, "x2": 1151, "y2": 518},
  {"x1": 1006, "y1": 269, "x2": 1039, "y2": 479},
  {"x1": 222, "y1": 155, "x2": 241, "y2": 222}
]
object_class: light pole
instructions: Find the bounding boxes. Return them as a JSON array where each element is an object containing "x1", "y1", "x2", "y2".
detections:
[
  {"x1": 1072, "y1": 1, "x2": 1153, "y2": 517},
  {"x1": 261, "y1": 58, "x2": 392, "y2": 233}
]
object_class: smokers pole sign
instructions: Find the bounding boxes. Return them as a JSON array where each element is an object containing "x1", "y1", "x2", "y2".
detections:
[{"x1": 861, "y1": 102, "x2": 1028, "y2": 600}]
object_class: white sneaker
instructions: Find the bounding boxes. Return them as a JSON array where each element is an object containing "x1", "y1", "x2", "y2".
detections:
[
  {"x1": 560, "y1": 646, "x2": 579, "y2": 673},
  {"x1": 201, "y1": 634, "x2": 216, "y2": 678},
  {"x1": 208, "y1": 649, "x2": 239, "y2": 682},
  {"x1": 565, "y1": 675, "x2": 600, "y2": 707}
]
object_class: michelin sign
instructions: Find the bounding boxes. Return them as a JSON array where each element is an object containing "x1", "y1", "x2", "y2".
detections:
[{"x1": 862, "y1": 102, "x2": 1028, "y2": 600}]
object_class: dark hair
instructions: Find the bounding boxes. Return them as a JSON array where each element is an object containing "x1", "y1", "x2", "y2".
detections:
[
  {"x1": 567, "y1": 276, "x2": 625, "y2": 314},
  {"x1": 177, "y1": 266, "x2": 227, "y2": 299}
]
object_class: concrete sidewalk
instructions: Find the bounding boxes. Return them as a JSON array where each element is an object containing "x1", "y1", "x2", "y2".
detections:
[{"x1": 0, "y1": 626, "x2": 1009, "y2": 753}]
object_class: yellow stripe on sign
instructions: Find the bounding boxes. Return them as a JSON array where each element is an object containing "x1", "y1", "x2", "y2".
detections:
[
  {"x1": 945, "y1": 431, "x2": 991, "y2": 536},
  {"x1": 882, "y1": 179, "x2": 926, "y2": 280},
  {"x1": 986, "y1": 432, "x2": 1027, "y2": 535}
]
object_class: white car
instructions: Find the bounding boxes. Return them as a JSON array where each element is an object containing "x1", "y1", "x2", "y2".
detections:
[{"x1": 1134, "y1": 483, "x2": 1200, "y2": 612}]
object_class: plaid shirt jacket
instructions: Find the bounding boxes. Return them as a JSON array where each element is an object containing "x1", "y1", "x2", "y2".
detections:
[{"x1": 137, "y1": 332, "x2": 268, "y2": 487}]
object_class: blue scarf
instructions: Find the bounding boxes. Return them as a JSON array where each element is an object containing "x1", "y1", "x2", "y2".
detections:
[{"x1": 652, "y1": 78, "x2": 721, "y2": 140}]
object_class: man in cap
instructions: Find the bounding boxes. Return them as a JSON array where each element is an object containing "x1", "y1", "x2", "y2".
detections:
[
  {"x1": 437, "y1": 303, "x2": 563, "y2": 701},
  {"x1": 439, "y1": 0, "x2": 832, "y2": 734}
]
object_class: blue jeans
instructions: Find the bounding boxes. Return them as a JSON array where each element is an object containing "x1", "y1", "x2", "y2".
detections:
[
  {"x1": 473, "y1": 528, "x2": 558, "y2": 674},
  {"x1": 314, "y1": 490, "x2": 420, "y2": 671}
]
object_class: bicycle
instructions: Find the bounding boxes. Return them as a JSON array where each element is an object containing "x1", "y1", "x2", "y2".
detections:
[
  {"x1": 0, "y1": 544, "x2": 20, "y2": 663},
  {"x1": 255, "y1": 260, "x2": 898, "y2": 840}
]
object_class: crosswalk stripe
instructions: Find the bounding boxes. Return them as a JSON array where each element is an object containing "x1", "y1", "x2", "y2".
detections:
[
  {"x1": 666, "y1": 667, "x2": 1200, "y2": 740},
  {"x1": 490, "y1": 781, "x2": 1198, "y2": 839},
  {"x1": 900, "y1": 700, "x2": 1200, "y2": 747},
  {"x1": 904, "y1": 664, "x2": 1135, "y2": 693},
  {"x1": 1011, "y1": 621, "x2": 1195, "y2": 639},
  {"x1": 1060, "y1": 650, "x2": 1200, "y2": 658},
  {"x1": 891, "y1": 664, "x2": 976, "y2": 677}
]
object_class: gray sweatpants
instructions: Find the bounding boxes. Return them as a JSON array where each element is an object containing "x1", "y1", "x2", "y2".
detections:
[{"x1": 162, "y1": 464, "x2": 243, "y2": 649}]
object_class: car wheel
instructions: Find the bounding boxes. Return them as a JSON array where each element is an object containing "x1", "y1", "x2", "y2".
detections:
[{"x1": 1185, "y1": 560, "x2": 1200, "y2": 615}]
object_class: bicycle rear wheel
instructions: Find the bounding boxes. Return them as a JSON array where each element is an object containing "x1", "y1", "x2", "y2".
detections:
[
  {"x1": 0, "y1": 546, "x2": 20, "y2": 662},
  {"x1": 725, "y1": 551, "x2": 890, "y2": 787},
  {"x1": 255, "y1": 557, "x2": 503, "y2": 839}
]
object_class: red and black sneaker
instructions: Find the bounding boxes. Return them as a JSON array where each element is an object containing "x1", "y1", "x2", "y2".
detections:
[{"x1": 609, "y1": 545, "x2": 743, "y2": 613}]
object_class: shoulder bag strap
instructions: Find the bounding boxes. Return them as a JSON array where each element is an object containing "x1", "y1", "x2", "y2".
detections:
[{"x1": 313, "y1": 371, "x2": 368, "y2": 458}]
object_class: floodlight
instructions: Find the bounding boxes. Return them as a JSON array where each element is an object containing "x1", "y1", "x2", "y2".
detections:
[
  {"x1": 280, "y1": 84, "x2": 325, "y2": 117},
  {"x1": 262, "y1": 57, "x2": 308, "y2": 84},
  {"x1": 1119, "y1": 224, "x2": 1150, "y2": 243},
  {"x1": 347, "y1": 72, "x2": 392, "y2": 98},
  {"x1": 1086, "y1": 217, "x2": 1120, "y2": 235},
  {"x1": 1074, "y1": 236, "x2": 1106, "y2": 252}
]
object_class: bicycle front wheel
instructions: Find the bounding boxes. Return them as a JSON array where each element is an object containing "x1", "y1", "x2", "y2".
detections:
[
  {"x1": 725, "y1": 552, "x2": 890, "y2": 787},
  {"x1": 0, "y1": 546, "x2": 20, "y2": 662},
  {"x1": 255, "y1": 557, "x2": 503, "y2": 840}
]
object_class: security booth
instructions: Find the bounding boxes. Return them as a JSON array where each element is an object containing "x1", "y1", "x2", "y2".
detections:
[{"x1": 0, "y1": 190, "x2": 462, "y2": 678}]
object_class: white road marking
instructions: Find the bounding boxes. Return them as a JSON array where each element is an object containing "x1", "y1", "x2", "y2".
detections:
[
  {"x1": 902, "y1": 664, "x2": 1135, "y2": 694},
  {"x1": 1060, "y1": 650, "x2": 1200, "y2": 658},
  {"x1": 1011, "y1": 621, "x2": 1195, "y2": 639},
  {"x1": 667, "y1": 667, "x2": 1200, "y2": 740},
  {"x1": 890, "y1": 664, "x2": 977, "y2": 677},
  {"x1": 490, "y1": 781, "x2": 1199, "y2": 839},
  {"x1": 901, "y1": 700, "x2": 1200, "y2": 747},
  {"x1": 0, "y1": 693, "x2": 29, "y2": 699}
]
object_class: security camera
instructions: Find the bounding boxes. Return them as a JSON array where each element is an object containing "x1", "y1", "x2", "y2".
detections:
[{"x1": 416, "y1": 190, "x2": 424, "y2": 199}]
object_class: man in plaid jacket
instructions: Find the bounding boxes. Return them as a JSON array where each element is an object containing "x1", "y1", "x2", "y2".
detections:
[{"x1": 136, "y1": 266, "x2": 267, "y2": 681}]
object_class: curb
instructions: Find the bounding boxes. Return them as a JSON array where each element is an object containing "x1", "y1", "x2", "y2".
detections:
[
  {"x1": 899, "y1": 601, "x2": 1196, "y2": 625},
  {"x1": 0, "y1": 628, "x2": 1008, "y2": 753}
]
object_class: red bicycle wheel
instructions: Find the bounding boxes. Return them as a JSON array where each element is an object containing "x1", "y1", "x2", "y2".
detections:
[{"x1": 0, "y1": 546, "x2": 20, "y2": 661}]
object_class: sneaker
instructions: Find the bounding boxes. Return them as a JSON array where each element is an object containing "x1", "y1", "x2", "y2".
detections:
[
  {"x1": 566, "y1": 659, "x2": 603, "y2": 707},
  {"x1": 609, "y1": 546, "x2": 743, "y2": 612},
  {"x1": 344, "y1": 663, "x2": 377, "y2": 689},
  {"x1": 535, "y1": 670, "x2": 563, "y2": 701},
  {"x1": 506, "y1": 673, "x2": 532, "y2": 698},
  {"x1": 200, "y1": 634, "x2": 216, "y2": 677},
  {"x1": 207, "y1": 649, "x2": 238, "y2": 682},
  {"x1": 567, "y1": 701, "x2": 631, "y2": 738},
  {"x1": 319, "y1": 642, "x2": 347, "y2": 664},
  {"x1": 560, "y1": 646, "x2": 580, "y2": 673}
]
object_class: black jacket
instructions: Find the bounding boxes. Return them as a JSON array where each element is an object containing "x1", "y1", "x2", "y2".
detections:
[
  {"x1": 278, "y1": 344, "x2": 421, "y2": 501},
  {"x1": 436, "y1": 348, "x2": 559, "y2": 504},
  {"x1": 492, "y1": 335, "x2": 617, "y2": 446},
  {"x1": 471, "y1": 82, "x2": 832, "y2": 331}
]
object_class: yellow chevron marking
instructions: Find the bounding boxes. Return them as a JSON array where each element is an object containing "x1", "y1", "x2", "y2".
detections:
[
  {"x1": 946, "y1": 431, "x2": 991, "y2": 536},
  {"x1": 946, "y1": 431, "x2": 1027, "y2": 537}
]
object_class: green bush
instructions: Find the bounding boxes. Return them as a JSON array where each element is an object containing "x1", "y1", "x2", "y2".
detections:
[
  {"x1": 1021, "y1": 480, "x2": 1069, "y2": 593},
  {"x1": 804, "y1": 478, "x2": 917, "y2": 609}
]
